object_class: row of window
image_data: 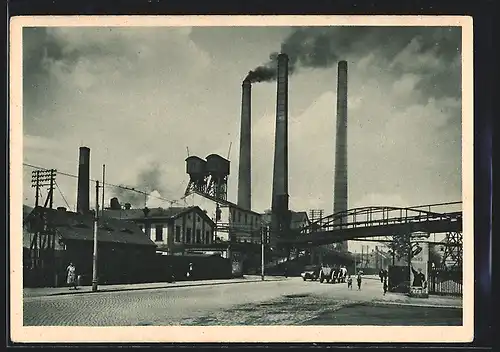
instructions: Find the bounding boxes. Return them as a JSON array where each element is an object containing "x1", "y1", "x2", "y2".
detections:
[
  {"x1": 175, "y1": 225, "x2": 211, "y2": 244},
  {"x1": 140, "y1": 225, "x2": 212, "y2": 244},
  {"x1": 230, "y1": 209, "x2": 260, "y2": 226},
  {"x1": 150, "y1": 226, "x2": 212, "y2": 244}
]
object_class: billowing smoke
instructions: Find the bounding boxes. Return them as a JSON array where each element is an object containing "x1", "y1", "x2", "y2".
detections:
[
  {"x1": 109, "y1": 162, "x2": 168, "y2": 208},
  {"x1": 245, "y1": 26, "x2": 461, "y2": 99}
]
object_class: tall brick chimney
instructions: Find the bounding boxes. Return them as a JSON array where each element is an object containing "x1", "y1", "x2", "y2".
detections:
[
  {"x1": 237, "y1": 79, "x2": 252, "y2": 210},
  {"x1": 271, "y1": 53, "x2": 291, "y2": 243},
  {"x1": 76, "y1": 146, "x2": 90, "y2": 214},
  {"x1": 333, "y1": 61, "x2": 348, "y2": 252}
]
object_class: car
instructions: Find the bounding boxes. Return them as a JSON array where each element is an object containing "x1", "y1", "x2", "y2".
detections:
[{"x1": 300, "y1": 265, "x2": 321, "y2": 281}]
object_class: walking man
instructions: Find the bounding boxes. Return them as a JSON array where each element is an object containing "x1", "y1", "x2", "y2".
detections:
[
  {"x1": 383, "y1": 278, "x2": 388, "y2": 295},
  {"x1": 347, "y1": 275, "x2": 353, "y2": 290},
  {"x1": 356, "y1": 271, "x2": 362, "y2": 290},
  {"x1": 379, "y1": 268, "x2": 385, "y2": 283}
]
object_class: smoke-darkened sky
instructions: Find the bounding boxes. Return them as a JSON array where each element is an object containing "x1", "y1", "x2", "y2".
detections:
[{"x1": 22, "y1": 25, "x2": 462, "y2": 224}]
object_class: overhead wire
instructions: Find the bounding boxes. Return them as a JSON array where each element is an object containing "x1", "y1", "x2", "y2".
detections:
[
  {"x1": 54, "y1": 181, "x2": 72, "y2": 210},
  {"x1": 23, "y1": 162, "x2": 184, "y2": 206}
]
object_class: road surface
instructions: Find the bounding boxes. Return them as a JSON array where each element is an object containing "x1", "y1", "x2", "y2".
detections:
[{"x1": 23, "y1": 277, "x2": 462, "y2": 326}]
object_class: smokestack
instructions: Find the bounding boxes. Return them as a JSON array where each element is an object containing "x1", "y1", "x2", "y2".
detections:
[
  {"x1": 333, "y1": 60, "x2": 348, "y2": 252},
  {"x1": 271, "y1": 53, "x2": 290, "y2": 241},
  {"x1": 76, "y1": 146, "x2": 90, "y2": 214},
  {"x1": 237, "y1": 79, "x2": 252, "y2": 210}
]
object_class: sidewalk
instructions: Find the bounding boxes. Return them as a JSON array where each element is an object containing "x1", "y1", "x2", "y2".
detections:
[
  {"x1": 372, "y1": 292, "x2": 462, "y2": 308},
  {"x1": 23, "y1": 275, "x2": 286, "y2": 298}
]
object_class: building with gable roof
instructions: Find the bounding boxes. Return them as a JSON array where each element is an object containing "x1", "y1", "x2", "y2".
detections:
[
  {"x1": 23, "y1": 205, "x2": 157, "y2": 287},
  {"x1": 102, "y1": 204, "x2": 216, "y2": 255}
]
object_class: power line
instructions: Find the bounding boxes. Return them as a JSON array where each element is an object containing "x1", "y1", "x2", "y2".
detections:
[
  {"x1": 23, "y1": 162, "x2": 182, "y2": 206},
  {"x1": 55, "y1": 181, "x2": 72, "y2": 210}
]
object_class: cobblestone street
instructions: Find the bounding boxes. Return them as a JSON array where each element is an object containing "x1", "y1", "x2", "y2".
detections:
[{"x1": 23, "y1": 276, "x2": 462, "y2": 326}]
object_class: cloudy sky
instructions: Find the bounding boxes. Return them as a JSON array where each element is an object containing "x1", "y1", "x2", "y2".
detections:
[{"x1": 22, "y1": 25, "x2": 462, "y2": 224}]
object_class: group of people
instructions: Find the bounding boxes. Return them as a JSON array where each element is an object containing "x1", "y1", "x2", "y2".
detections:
[{"x1": 331, "y1": 265, "x2": 348, "y2": 283}]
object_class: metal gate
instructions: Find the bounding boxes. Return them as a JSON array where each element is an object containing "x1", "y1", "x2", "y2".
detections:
[{"x1": 429, "y1": 266, "x2": 462, "y2": 296}]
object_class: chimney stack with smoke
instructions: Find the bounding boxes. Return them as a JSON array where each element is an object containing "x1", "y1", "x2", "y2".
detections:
[
  {"x1": 333, "y1": 60, "x2": 348, "y2": 252},
  {"x1": 76, "y1": 146, "x2": 90, "y2": 214},
  {"x1": 237, "y1": 79, "x2": 252, "y2": 210},
  {"x1": 271, "y1": 53, "x2": 291, "y2": 241}
]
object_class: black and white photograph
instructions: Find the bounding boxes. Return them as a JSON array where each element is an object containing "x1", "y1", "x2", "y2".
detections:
[{"x1": 10, "y1": 16, "x2": 473, "y2": 343}]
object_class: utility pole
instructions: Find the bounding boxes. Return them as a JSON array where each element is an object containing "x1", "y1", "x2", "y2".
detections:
[
  {"x1": 92, "y1": 181, "x2": 99, "y2": 292},
  {"x1": 49, "y1": 169, "x2": 56, "y2": 209},
  {"x1": 261, "y1": 225, "x2": 265, "y2": 281},
  {"x1": 31, "y1": 170, "x2": 40, "y2": 207},
  {"x1": 101, "y1": 165, "x2": 105, "y2": 217}
]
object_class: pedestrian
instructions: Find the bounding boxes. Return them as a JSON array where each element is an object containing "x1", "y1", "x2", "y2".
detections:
[
  {"x1": 187, "y1": 262, "x2": 194, "y2": 280},
  {"x1": 347, "y1": 275, "x2": 353, "y2": 290},
  {"x1": 284, "y1": 266, "x2": 288, "y2": 278},
  {"x1": 66, "y1": 262, "x2": 77, "y2": 290},
  {"x1": 167, "y1": 264, "x2": 175, "y2": 283},
  {"x1": 379, "y1": 269, "x2": 384, "y2": 283},
  {"x1": 383, "y1": 278, "x2": 388, "y2": 295},
  {"x1": 341, "y1": 266, "x2": 348, "y2": 283},
  {"x1": 356, "y1": 272, "x2": 362, "y2": 290}
]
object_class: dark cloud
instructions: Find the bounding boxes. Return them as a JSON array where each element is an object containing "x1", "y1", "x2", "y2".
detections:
[
  {"x1": 22, "y1": 27, "x2": 141, "y2": 135},
  {"x1": 248, "y1": 26, "x2": 461, "y2": 103}
]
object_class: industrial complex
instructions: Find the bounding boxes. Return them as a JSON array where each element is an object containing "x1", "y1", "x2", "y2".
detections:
[{"x1": 22, "y1": 52, "x2": 462, "y2": 297}]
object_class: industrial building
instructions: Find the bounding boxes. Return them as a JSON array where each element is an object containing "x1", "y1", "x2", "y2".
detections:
[
  {"x1": 23, "y1": 205, "x2": 157, "y2": 287},
  {"x1": 102, "y1": 203, "x2": 216, "y2": 254}
]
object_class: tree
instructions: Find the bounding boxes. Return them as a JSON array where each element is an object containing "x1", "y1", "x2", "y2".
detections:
[
  {"x1": 387, "y1": 234, "x2": 412, "y2": 263},
  {"x1": 387, "y1": 234, "x2": 425, "y2": 265},
  {"x1": 429, "y1": 244, "x2": 443, "y2": 267}
]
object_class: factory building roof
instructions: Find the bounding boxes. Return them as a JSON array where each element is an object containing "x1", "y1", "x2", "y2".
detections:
[
  {"x1": 102, "y1": 205, "x2": 215, "y2": 226},
  {"x1": 23, "y1": 206, "x2": 156, "y2": 247}
]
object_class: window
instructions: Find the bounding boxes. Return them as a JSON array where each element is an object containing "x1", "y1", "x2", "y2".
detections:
[
  {"x1": 155, "y1": 225, "x2": 163, "y2": 242},
  {"x1": 196, "y1": 229, "x2": 201, "y2": 243},
  {"x1": 175, "y1": 226, "x2": 181, "y2": 242},
  {"x1": 197, "y1": 216, "x2": 200, "y2": 223},
  {"x1": 238, "y1": 211, "x2": 241, "y2": 222},
  {"x1": 205, "y1": 230, "x2": 210, "y2": 244},
  {"x1": 187, "y1": 214, "x2": 191, "y2": 220},
  {"x1": 186, "y1": 228, "x2": 192, "y2": 243},
  {"x1": 245, "y1": 213, "x2": 247, "y2": 224}
]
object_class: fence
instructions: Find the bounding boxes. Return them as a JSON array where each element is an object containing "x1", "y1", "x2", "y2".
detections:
[
  {"x1": 429, "y1": 266, "x2": 462, "y2": 296},
  {"x1": 388, "y1": 264, "x2": 463, "y2": 296}
]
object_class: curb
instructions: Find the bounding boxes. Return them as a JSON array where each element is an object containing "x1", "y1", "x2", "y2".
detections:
[
  {"x1": 25, "y1": 277, "x2": 285, "y2": 298},
  {"x1": 370, "y1": 300, "x2": 462, "y2": 309}
]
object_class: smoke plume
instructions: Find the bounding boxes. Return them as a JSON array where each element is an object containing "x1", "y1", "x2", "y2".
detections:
[
  {"x1": 109, "y1": 162, "x2": 168, "y2": 208},
  {"x1": 245, "y1": 26, "x2": 461, "y2": 98}
]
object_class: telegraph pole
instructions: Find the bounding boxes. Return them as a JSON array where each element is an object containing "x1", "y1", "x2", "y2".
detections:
[
  {"x1": 92, "y1": 181, "x2": 99, "y2": 292},
  {"x1": 101, "y1": 165, "x2": 105, "y2": 217},
  {"x1": 261, "y1": 225, "x2": 265, "y2": 281},
  {"x1": 31, "y1": 170, "x2": 40, "y2": 207},
  {"x1": 49, "y1": 169, "x2": 56, "y2": 209}
]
